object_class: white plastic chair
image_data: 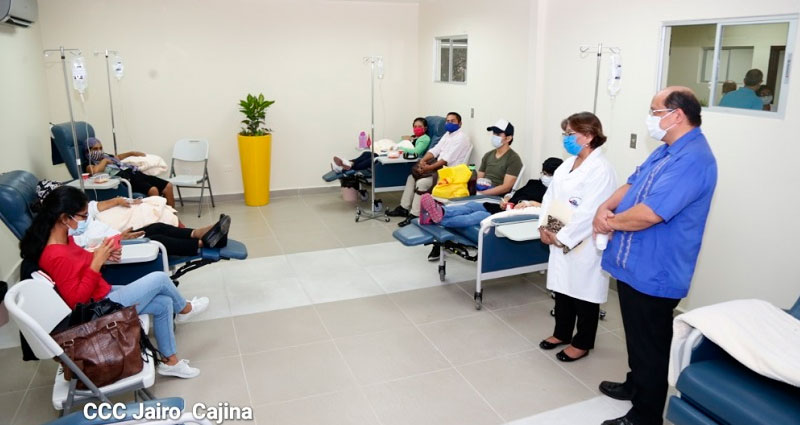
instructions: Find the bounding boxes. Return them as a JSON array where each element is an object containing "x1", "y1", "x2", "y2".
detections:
[
  {"x1": 168, "y1": 139, "x2": 215, "y2": 217},
  {"x1": 4, "y1": 278, "x2": 155, "y2": 414}
]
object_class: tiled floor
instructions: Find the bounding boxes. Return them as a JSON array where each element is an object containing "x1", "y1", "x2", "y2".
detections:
[{"x1": 0, "y1": 193, "x2": 642, "y2": 425}]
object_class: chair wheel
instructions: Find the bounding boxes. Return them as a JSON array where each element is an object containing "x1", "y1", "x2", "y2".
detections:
[
  {"x1": 550, "y1": 308, "x2": 556, "y2": 317},
  {"x1": 355, "y1": 216, "x2": 359, "y2": 222},
  {"x1": 438, "y1": 264, "x2": 446, "y2": 282},
  {"x1": 474, "y1": 292, "x2": 482, "y2": 310},
  {"x1": 384, "y1": 217, "x2": 391, "y2": 222},
  {"x1": 599, "y1": 310, "x2": 607, "y2": 320}
]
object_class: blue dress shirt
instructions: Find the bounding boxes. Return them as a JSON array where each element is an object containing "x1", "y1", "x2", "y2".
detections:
[{"x1": 602, "y1": 127, "x2": 717, "y2": 299}]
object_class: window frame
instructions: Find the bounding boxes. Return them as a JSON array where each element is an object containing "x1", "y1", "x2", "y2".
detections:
[
  {"x1": 657, "y1": 14, "x2": 797, "y2": 119},
  {"x1": 434, "y1": 35, "x2": 468, "y2": 84}
]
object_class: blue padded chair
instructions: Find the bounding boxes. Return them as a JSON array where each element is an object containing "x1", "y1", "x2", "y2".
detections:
[
  {"x1": 50, "y1": 122, "x2": 134, "y2": 201},
  {"x1": 0, "y1": 170, "x2": 247, "y2": 285},
  {"x1": 666, "y1": 295, "x2": 800, "y2": 425}
]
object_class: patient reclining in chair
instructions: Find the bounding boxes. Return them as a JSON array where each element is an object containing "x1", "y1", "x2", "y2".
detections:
[
  {"x1": 34, "y1": 181, "x2": 231, "y2": 256},
  {"x1": 330, "y1": 117, "x2": 431, "y2": 172}
]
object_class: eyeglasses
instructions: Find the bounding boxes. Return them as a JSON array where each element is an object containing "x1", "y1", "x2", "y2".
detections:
[
  {"x1": 561, "y1": 131, "x2": 576, "y2": 137},
  {"x1": 648, "y1": 108, "x2": 675, "y2": 116},
  {"x1": 71, "y1": 212, "x2": 88, "y2": 221}
]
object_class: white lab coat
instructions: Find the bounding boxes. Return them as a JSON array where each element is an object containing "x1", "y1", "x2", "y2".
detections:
[{"x1": 538, "y1": 149, "x2": 617, "y2": 304}]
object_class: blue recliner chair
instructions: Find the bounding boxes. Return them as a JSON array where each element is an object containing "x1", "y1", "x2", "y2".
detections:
[
  {"x1": 322, "y1": 115, "x2": 447, "y2": 191},
  {"x1": 50, "y1": 121, "x2": 135, "y2": 201},
  {"x1": 0, "y1": 170, "x2": 248, "y2": 285},
  {"x1": 666, "y1": 296, "x2": 800, "y2": 425}
]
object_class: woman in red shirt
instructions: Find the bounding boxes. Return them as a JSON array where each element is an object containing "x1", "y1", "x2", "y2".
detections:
[{"x1": 20, "y1": 186, "x2": 208, "y2": 379}]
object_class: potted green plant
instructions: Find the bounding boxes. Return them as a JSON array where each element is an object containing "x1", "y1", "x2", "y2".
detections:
[{"x1": 237, "y1": 93, "x2": 276, "y2": 206}]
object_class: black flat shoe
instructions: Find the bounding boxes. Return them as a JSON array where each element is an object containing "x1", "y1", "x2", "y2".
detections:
[
  {"x1": 202, "y1": 214, "x2": 231, "y2": 248},
  {"x1": 539, "y1": 339, "x2": 568, "y2": 350},
  {"x1": 599, "y1": 380, "x2": 635, "y2": 401},
  {"x1": 386, "y1": 206, "x2": 409, "y2": 217},
  {"x1": 556, "y1": 348, "x2": 589, "y2": 362},
  {"x1": 397, "y1": 215, "x2": 416, "y2": 227},
  {"x1": 601, "y1": 416, "x2": 637, "y2": 425}
]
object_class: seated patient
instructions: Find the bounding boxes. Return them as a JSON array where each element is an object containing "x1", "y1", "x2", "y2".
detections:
[
  {"x1": 34, "y1": 181, "x2": 231, "y2": 256},
  {"x1": 331, "y1": 117, "x2": 432, "y2": 172},
  {"x1": 485, "y1": 157, "x2": 564, "y2": 214},
  {"x1": 418, "y1": 119, "x2": 523, "y2": 260},
  {"x1": 86, "y1": 137, "x2": 176, "y2": 207},
  {"x1": 20, "y1": 186, "x2": 209, "y2": 378}
]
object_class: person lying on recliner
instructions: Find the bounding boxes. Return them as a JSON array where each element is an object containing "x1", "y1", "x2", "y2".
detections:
[
  {"x1": 34, "y1": 180, "x2": 230, "y2": 256},
  {"x1": 86, "y1": 137, "x2": 176, "y2": 207}
]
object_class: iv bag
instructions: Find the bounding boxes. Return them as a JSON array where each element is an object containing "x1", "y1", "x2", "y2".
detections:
[
  {"x1": 112, "y1": 55, "x2": 124, "y2": 80},
  {"x1": 71, "y1": 56, "x2": 88, "y2": 94},
  {"x1": 607, "y1": 53, "x2": 622, "y2": 98},
  {"x1": 376, "y1": 58, "x2": 384, "y2": 80}
]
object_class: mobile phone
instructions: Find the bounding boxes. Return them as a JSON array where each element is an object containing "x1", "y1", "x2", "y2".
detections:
[{"x1": 108, "y1": 234, "x2": 123, "y2": 250}]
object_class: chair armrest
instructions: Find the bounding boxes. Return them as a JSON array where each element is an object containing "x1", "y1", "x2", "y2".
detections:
[
  {"x1": 490, "y1": 214, "x2": 540, "y2": 225},
  {"x1": 120, "y1": 237, "x2": 151, "y2": 245}
]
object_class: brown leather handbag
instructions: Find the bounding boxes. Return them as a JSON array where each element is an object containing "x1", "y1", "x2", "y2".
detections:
[{"x1": 52, "y1": 306, "x2": 143, "y2": 389}]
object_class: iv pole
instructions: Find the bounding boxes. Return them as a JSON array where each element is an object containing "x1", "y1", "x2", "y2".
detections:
[
  {"x1": 356, "y1": 56, "x2": 390, "y2": 223},
  {"x1": 579, "y1": 43, "x2": 621, "y2": 113},
  {"x1": 44, "y1": 46, "x2": 85, "y2": 192},
  {"x1": 94, "y1": 49, "x2": 120, "y2": 156}
]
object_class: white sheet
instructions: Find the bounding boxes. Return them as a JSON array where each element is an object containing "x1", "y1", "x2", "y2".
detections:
[{"x1": 669, "y1": 299, "x2": 800, "y2": 387}]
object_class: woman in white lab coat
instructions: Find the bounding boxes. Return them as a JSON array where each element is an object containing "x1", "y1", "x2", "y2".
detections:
[{"x1": 538, "y1": 112, "x2": 617, "y2": 362}]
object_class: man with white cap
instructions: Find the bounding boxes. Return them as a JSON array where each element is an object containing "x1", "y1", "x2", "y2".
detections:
[{"x1": 422, "y1": 118, "x2": 523, "y2": 261}]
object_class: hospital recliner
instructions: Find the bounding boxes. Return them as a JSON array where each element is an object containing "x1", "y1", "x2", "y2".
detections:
[
  {"x1": 393, "y1": 197, "x2": 549, "y2": 309},
  {"x1": 50, "y1": 121, "x2": 136, "y2": 201},
  {"x1": 665, "y1": 295, "x2": 800, "y2": 425},
  {"x1": 0, "y1": 170, "x2": 248, "y2": 285},
  {"x1": 322, "y1": 115, "x2": 447, "y2": 192}
]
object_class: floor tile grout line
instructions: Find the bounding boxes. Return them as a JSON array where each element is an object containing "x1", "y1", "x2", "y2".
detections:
[
  {"x1": 227, "y1": 316, "x2": 257, "y2": 425},
  {"x1": 382, "y1": 288, "x2": 509, "y2": 424},
  {"x1": 279, "y1": 250, "x2": 386, "y2": 425},
  {"x1": 8, "y1": 388, "x2": 27, "y2": 425}
]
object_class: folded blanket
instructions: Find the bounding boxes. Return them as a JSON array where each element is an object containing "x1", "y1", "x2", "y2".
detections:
[
  {"x1": 669, "y1": 298, "x2": 800, "y2": 387},
  {"x1": 97, "y1": 196, "x2": 179, "y2": 231},
  {"x1": 480, "y1": 206, "x2": 541, "y2": 228},
  {"x1": 121, "y1": 154, "x2": 167, "y2": 176}
]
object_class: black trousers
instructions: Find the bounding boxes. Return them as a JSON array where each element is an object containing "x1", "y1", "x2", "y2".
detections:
[
  {"x1": 552, "y1": 291, "x2": 600, "y2": 350},
  {"x1": 617, "y1": 280, "x2": 680, "y2": 425},
  {"x1": 135, "y1": 223, "x2": 198, "y2": 256}
]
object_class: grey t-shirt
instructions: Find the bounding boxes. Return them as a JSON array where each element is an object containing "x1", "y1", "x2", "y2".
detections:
[{"x1": 479, "y1": 149, "x2": 523, "y2": 186}]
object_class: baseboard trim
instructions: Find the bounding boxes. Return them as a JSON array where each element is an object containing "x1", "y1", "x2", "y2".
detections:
[{"x1": 178, "y1": 186, "x2": 341, "y2": 202}]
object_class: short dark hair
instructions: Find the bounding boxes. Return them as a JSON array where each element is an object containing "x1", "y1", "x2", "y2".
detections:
[
  {"x1": 561, "y1": 112, "x2": 607, "y2": 149},
  {"x1": 664, "y1": 90, "x2": 702, "y2": 127},
  {"x1": 446, "y1": 112, "x2": 462, "y2": 123},
  {"x1": 413, "y1": 117, "x2": 428, "y2": 129},
  {"x1": 744, "y1": 69, "x2": 763, "y2": 87}
]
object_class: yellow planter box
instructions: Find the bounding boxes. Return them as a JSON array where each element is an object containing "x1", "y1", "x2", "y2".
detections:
[{"x1": 237, "y1": 134, "x2": 271, "y2": 206}]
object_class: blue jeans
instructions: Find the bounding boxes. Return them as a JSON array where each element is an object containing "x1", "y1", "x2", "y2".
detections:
[
  {"x1": 107, "y1": 272, "x2": 186, "y2": 357},
  {"x1": 441, "y1": 202, "x2": 491, "y2": 228}
]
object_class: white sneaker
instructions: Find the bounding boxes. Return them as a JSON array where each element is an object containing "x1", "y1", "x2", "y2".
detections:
[
  {"x1": 175, "y1": 296, "x2": 209, "y2": 323},
  {"x1": 157, "y1": 359, "x2": 200, "y2": 379}
]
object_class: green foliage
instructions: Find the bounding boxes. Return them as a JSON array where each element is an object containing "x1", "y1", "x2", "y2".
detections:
[{"x1": 238, "y1": 93, "x2": 276, "y2": 136}]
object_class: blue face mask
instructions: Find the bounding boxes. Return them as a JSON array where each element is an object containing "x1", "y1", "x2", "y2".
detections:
[
  {"x1": 562, "y1": 134, "x2": 583, "y2": 156},
  {"x1": 68, "y1": 217, "x2": 89, "y2": 236},
  {"x1": 444, "y1": 122, "x2": 460, "y2": 133}
]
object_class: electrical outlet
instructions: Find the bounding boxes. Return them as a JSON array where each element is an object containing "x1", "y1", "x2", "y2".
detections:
[{"x1": 629, "y1": 133, "x2": 637, "y2": 149}]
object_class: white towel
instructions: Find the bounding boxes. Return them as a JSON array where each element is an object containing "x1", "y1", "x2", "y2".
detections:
[
  {"x1": 121, "y1": 154, "x2": 168, "y2": 176},
  {"x1": 96, "y1": 196, "x2": 179, "y2": 231},
  {"x1": 669, "y1": 299, "x2": 800, "y2": 387}
]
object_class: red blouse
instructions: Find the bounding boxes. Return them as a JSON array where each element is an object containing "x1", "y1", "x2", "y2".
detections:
[{"x1": 39, "y1": 238, "x2": 111, "y2": 309}]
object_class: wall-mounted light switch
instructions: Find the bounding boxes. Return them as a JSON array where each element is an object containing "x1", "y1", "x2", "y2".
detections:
[
  {"x1": 470, "y1": 107, "x2": 474, "y2": 118},
  {"x1": 630, "y1": 133, "x2": 637, "y2": 149}
]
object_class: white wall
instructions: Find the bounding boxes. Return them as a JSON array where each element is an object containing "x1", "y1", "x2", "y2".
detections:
[
  {"x1": 417, "y1": 0, "x2": 536, "y2": 178},
  {"x1": 36, "y1": 0, "x2": 420, "y2": 192},
  {"x1": 536, "y1": 0, "x2": 800, "y2": 310},
  {"x1": 0, "y1": 22, "x2": 53, "y2": 281}
]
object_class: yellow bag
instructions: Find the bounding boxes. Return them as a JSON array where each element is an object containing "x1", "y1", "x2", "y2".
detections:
[{"x1": 431, "y1": 164, "x2": 472, "y2": 199}]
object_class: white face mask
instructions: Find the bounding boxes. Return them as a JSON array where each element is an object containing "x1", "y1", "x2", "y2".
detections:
[
  {"x1": 541, "y1": 175, "x2": 553, "y2": 187},
  {"x1": 761, "y1": 95, "x2": 773, "y2": 105},
  {"x1": 490, "y1": 135, "x2": 503, "y2": 148},
  {"x1": 645, "y1": 110, "x2": 675, "y2": 141}
]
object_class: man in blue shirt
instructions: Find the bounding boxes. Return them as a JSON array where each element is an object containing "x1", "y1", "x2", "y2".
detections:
[
  {"x1": 718, "y1": 68, "x2": 763, "y2": 110},
  {"x1": 593, "y1": 87, "x2": 718, "y2": 425}
]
